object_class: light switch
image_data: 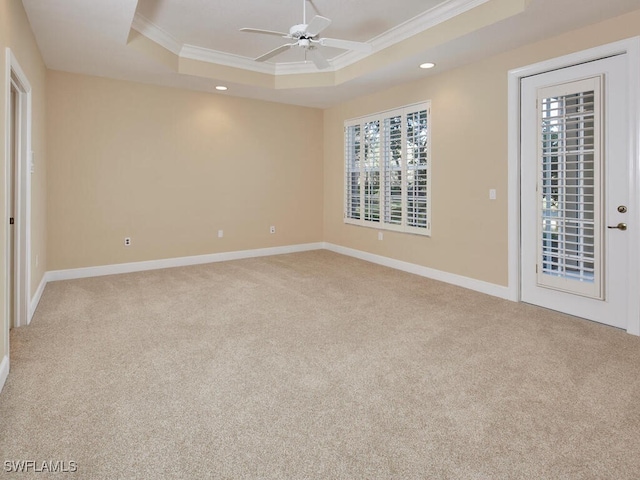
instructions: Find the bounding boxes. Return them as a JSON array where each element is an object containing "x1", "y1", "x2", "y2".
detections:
[{"x1": 489, "y1": 189, "x2": 497, "y2": 200}]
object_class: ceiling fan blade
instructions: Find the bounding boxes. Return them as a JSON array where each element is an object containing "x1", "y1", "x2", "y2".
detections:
[
  {"x1": 305, "y1": 15, "x2": 331, "y2": 37},
  {"x1": 240, "y1": 28, "x2": 289, "y2": 37},
  {"x1": 255, "y1": 44, "x2": 294, "y2": 62},
  {"x1": 308, "y1": 48, "x2": 330, "y2": 70},
  {"x1": 320, "y1": 38, "x2": 372, "y2": 52}
]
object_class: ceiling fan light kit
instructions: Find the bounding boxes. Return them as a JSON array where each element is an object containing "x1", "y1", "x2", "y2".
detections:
[{"x1": 240, "y1": 0, "x2": 372, "y2": 70}]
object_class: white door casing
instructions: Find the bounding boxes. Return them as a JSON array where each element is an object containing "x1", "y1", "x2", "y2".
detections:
[
  {"x1": 9, "y1": 82, "x2": 17, "y2": 329},
  {"x1": 4, "y1": 49, "x2": 32, "y2": 340},
  {"x1": 521, "y1": 55, "x2": 628, "y2": 329}
]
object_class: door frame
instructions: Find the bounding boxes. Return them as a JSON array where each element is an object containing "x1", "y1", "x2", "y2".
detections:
[
  {"x1": 507, "y1": 37, "x2": 640, "y2": 335},
  {"x1": 4, "y1": 48, "x2": 32, "y2": 334}
]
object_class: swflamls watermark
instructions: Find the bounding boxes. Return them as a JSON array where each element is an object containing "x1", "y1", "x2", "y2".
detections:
[{"x1": 4, "y1": 460, "x2": 78, "y2": 473}]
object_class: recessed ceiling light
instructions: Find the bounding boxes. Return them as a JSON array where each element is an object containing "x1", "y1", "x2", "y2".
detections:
[
  {"x1": 215, "y1": 85, "x2": 228, "y2": 91},
  {"x1": 419, "y1": 62, "x2": 436, "y2": 69}
]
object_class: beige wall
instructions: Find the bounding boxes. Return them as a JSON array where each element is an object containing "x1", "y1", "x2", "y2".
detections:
[
  {"x1": 46, "y1": 72, "x2": 324, "y2": 270},
  {"x1": 0, "y1": 0, "x2": 47, "y2": 361},
  {"x1": 323, "y1": 9, "x2": 640, "y2": 287}
]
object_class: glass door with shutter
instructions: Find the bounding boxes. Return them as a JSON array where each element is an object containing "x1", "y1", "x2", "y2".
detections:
[{"x1": 520, "y1": 55, "x2": 630, "y2": 329}]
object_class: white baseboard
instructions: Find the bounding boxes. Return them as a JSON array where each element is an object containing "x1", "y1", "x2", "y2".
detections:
[
  {"x1": 323, "y1": 243, "x2": 512, "y2": 300},
  {"x1": 32, "y1": 242, "x2": 510, "y2": 322},
  {"x1": 0, "y1": 355, "x2": 9, "y2": 394},
  {"x1": 28, "y1": 273, "x2": 49, "y2": 324},
  {"x1": 47, "y1": 243, "x2": 325, "y2": 282}
]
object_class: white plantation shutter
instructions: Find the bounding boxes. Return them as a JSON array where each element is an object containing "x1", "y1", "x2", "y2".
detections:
[
  {"x1": 344, "y1": 102, "x2": 431, "y2": 235},
  {"x1": 383, "y1": 115, "x2": 403, "y2": 225},
  {"x1": 345, "y1": 124, "x2": 361, "y2": 220},
  {"x1": 537, "y1": 78, "x2": 602, "y2": 298},
  {"x1": 405, "y1": 109, "x2": 429, "y2": 231},
  {"x1": 364, "y1": 120, "x2": 381, "y2": 223}
]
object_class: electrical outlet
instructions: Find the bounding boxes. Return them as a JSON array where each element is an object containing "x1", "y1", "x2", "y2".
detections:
[
  {"x1": 378, "y1": 232, "x2": 383, "y2": 241},
  {"x1": 270, "y1": 226, "x2": 276, "y2": 234},
  {"x1": 124, "y1": 237, "x2": 131, "y2": 246},
  {"x1": 218, "y1": 230, "x2": 224, "y2": 238}
]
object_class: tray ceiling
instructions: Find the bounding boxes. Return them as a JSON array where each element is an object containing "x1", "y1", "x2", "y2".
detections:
[{"x1": 20, "y1": 0, "x2": 640, "y2": 108}]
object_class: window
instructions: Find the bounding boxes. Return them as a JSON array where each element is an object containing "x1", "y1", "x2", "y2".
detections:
[{"x1": 344, "y1": 102, "x2": 431, "y2": 235}]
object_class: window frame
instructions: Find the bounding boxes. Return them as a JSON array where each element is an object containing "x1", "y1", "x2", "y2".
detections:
[{"x1": 343, "y1": 101, "x2": 432, "y2": 236}]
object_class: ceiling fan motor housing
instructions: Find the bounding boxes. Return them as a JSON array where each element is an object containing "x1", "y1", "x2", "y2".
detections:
[{"x1": 290, "y1": 24, "x2": 311, "y2": 39}]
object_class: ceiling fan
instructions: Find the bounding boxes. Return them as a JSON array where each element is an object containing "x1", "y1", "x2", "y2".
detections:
[{"x1": 239, "y1": 0, "x2": 372, "y2": 70}]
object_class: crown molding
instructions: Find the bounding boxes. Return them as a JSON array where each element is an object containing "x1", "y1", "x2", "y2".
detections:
[
  {"x1": 132, "y1": 15, "x2": 318, "y2": 76},
  {"x1": 331, "y1": 0, "x2": 490, "y2": 69},
  {"x1": 180, "y1": 44, "x2": 275, "y2": 74},
  {"x1": 275, "y1": 61, "x2": 332, "y2": 75},
  {"x1": 180, "y1": 46, "x2": 333, "y2": 76},
  {"x1": 131, "y1": 13, "x2": 182, "y2": 55},
  {"x1": 181, "y1": 46, "x2": 327, "y2": 76},
  {"x1": 131, "y1": 0, "x2": 490, "y2": 76},
  {"x1": 373, "y1": 0, "x2": 490, "y2": 50}
]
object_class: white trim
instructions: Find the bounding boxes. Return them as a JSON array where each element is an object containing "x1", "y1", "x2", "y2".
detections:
[
  {"x1": 28, "y1": 273, "x2": 48, "y2": 324},
  {"x1": 4, "y1": 50, "x2": 10, "y2": 355},
  {"x1": 28, "y1": 243, "x2": 508, "y2": 326},
  {"x1": 181, "y1": 46, "x2": 326, "y2": 76},
  {"x1": 133, "y1": 14, "x2": 316, "y2": 75},
  {"x1": 507, "y1": 37, "x2": 640, "y2": 335},
  {"x1": 42, "y1": 241, "x2": 511, "y2": 301},
  {"x1": 506, "y1": 58, "x2": 521, "y2": 303},
  {"x1": 131, "y1": 13, "x2": 182, "y2": 55},
  {"x1": 371, "y1": 0, "x2": 489, "y2": 51},
  {"x1": 275, "y1": 61, "x2": 327, "y2": 76},
  {"x1": 179, "y1": 44, "x2": 276, "y2": 75},
  {"x1": 323, "y1": 243, "x2": 511, "y2": 300},
  {"x1": 0, "y1": 355, "x2": 8, "y2": 394},
  {"x1": 625, "y1": 38, "x2": 640, "y2": 336},
  {"x1": 47, "y1": 243, "x2": 324, "y2": 282},
  {"x1": 132, "y1": 0, "x2": 488, "y2": 76},
  {"x1": 332, "y1": 0, "x2": 489, "y2": 70},
  {"x1": 5, "y1": 48, "x2": 32, "y2": 339}
]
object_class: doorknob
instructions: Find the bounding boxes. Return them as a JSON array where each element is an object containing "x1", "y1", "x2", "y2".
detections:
[{"x1": 608, "y1": 223, "x2": 627, "y2": 231}]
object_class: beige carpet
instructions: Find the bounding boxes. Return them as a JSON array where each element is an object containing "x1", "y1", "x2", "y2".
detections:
[{"x1": 1, "y1": 250, "x2": 640, "y2": 479}]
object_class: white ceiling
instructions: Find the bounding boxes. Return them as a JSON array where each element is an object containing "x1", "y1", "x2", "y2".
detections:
[
  {"x1": 20, "y1": 0, "x2": 640, "y2": 108},
  {"x1": 136, "y1": 0, "x2": 444, "y2": 62}
]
